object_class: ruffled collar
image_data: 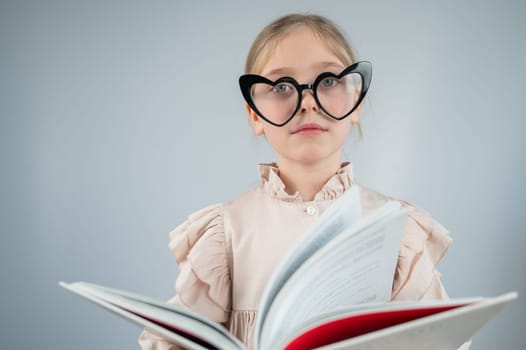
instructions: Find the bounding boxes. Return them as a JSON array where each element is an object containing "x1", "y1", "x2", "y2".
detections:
[{"x1": 258, "y1": 162, "x2": 354, "y2": 202}]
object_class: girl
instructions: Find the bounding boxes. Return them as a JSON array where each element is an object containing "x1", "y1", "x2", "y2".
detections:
[{"x1": 139, "y1": 13, "x2": 464, "y2": 349}]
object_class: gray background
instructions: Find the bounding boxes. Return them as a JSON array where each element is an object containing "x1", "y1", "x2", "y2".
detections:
[{"x1": 1, "y1": 0, "x2": 525, "y2": 349}]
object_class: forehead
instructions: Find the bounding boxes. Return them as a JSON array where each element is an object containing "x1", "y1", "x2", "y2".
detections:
[{"x1": 259, "y1": 27, "x2": 345, "y2": 79}]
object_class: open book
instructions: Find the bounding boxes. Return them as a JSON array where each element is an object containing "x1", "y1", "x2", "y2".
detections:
[{"x1": 60, "y1": 187, "x2": 518, "y2": 349}]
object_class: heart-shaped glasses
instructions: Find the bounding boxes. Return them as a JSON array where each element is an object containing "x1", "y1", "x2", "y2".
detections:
[{"x1": 239, "y1": 61, "x2": 372, "y2": 127}]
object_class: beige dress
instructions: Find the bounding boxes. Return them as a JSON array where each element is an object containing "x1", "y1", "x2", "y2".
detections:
[{"x1": 139, "y1": 163, "x2": 455, "y2": 349}]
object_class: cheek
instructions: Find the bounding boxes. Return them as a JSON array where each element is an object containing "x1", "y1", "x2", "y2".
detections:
[
  {"x1": 334, "y1": 120, "x2": 353, "y2": 142},
  {"x1": 326, "y1": 98, "x2": 351, "y2": 117},
  {"x1": 261, "y1": 124, "x2": 286, "y2": 144}
]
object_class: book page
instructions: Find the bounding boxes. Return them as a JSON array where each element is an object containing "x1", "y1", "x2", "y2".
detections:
[
  {"x1": 260, "y1": 203, "x2": 408, "y2": 349},
  {"x1": 254, "y1": 186, "x2": 362, "y2": 348},
  {"x1": 60, "y1": 282, "x2": 245, "y2": 350}
]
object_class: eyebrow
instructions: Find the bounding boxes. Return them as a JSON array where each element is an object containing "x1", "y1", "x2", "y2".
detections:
[
  {"x1": 263, "y1": 61, "x2": 345, "y2": 78},
  {"x1": 315, "y1": 61, "x2": 346, "y2": 70}
]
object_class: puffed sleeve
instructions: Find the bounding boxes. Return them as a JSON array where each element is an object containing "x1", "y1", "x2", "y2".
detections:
[
  {"x1": 391, "y1": 202, "x2": 452, "y2": 301},
  {"x1": 391, "y1": 203, "x2": 472, "y2": 349},
  {"x1": 139, "y1": 204, "x2": 232, "y2": 350}
]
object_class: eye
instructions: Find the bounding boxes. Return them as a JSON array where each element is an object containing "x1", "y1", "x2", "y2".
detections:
[
  {"x1": 271, "y1": 83, "x2": 293, "y2": 94},
  {"x1": 320, "y1": 77, "x2": 339, "y2": 87}
]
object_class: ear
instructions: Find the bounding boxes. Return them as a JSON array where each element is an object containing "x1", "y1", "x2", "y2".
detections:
[{"x1": 246, "y1": 103, "x2": 265, "y2": 136}]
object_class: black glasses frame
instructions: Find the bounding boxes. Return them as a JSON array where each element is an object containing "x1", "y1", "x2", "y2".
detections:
[{"x1": 239, "y1": 61, "x2": 372, "y2": 127}]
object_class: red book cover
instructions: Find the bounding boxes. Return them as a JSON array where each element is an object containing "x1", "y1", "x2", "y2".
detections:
[{"x1": 284, "y1": 303, "x2": 469, "y2": 350}]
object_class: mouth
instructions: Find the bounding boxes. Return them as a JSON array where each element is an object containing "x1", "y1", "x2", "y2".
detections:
[{"x1": 291, "y1": 123, "x2": 328, "y2": 135}]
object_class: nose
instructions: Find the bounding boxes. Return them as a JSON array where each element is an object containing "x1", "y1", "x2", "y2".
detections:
[{"x1": 298, "y1": 88, "x2": 319, "y2": 115}]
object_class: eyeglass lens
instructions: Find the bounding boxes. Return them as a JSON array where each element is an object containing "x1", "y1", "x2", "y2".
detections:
[{"x1": 250, "y1": 72, "x2": 363, "y2": 125}]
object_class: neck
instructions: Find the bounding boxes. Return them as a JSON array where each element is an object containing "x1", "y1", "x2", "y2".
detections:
[{"x1": 276, "y1": 156, "x2": 342, "y2": 201}]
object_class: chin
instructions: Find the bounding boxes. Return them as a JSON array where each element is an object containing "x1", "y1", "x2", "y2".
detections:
[{"x1": 295, "y1": 151, "x2": 332, "y2": 165}]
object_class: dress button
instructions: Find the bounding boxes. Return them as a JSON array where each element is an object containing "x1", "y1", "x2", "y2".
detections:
[{"x1": 305, "y1": 206, "x2": 317, "y2": 215}]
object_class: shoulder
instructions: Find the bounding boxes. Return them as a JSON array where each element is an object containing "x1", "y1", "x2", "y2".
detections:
[
  {"x1": 358, "y1": 183, "x2": 452, "y2": 269},
  {"x1": 169, "y1": 203, "x2": 225, "y2": 264},
  {"x1": 168, "y1": 187, "x2": 265, "y2": 262},
  {"x1": 357, "y1": 185, "x2": 394, "y2": 216},
  {"x1": 358, "y1": 184, "x2": 451, "y2": 248},
  {"x1": 223, "y1": 187, "x2": 269, "y2": 213}
]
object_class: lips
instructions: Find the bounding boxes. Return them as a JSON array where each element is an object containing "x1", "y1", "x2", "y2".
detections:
[{"x1": 292, "y1": 123, "x2": 328, "y2": 135}]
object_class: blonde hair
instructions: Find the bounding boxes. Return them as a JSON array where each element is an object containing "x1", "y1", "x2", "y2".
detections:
[{"x1": 244, "y1": 13, "x2": 357, "y2": 75}]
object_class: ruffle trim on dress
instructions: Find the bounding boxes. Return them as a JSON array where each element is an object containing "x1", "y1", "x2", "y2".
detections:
[
  {"x1": 228, "y1": 310, "x2": 257, "y2": 348},
  {"x1": 168, "y1": 204, "x2": 231, "y2": 323},
  {"x1": 258, "y1": 162, "x2": 354, "y2": 202},
  {"x1": 392, "y1": 202, "x2": 452, "y2": 300}
]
